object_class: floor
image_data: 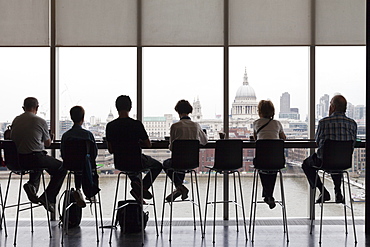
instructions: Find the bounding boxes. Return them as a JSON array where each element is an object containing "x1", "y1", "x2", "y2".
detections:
[{"x1": 0, "y1": 218, "x2": 365, "y2": 247}]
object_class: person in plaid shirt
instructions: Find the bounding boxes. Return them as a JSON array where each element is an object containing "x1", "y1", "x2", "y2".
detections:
[{"x1": 302, "y1": 95, "x2": 357, "y2": 204}]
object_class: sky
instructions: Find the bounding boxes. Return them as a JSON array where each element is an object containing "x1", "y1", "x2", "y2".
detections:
[{"x1": 0, "y1": 46, "x2": 366, "y2": 123}]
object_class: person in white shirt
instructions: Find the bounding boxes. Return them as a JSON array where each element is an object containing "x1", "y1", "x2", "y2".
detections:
[
  {"x1": 253, "y1": 100, "x2": 286, "y2": 209},
  {"x1": 163, "y1": 100, "x2": 208, "y2": 202}
]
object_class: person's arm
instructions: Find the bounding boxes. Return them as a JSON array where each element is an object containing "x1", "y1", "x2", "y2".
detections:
[
  {"x1": 139, "y1": 138, "x2": 152, "y2": 148},
  {"x1": 279, "y1": 131, "x2": 287, "y2": 140},
  {"x1": 107, "y1": 141, "x2": 113, "y2": 154}
]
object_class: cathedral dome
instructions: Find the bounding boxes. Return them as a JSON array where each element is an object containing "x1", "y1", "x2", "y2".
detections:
[
  {"x1": 234, "y1": 69, "x2": 256, "y2": 100},
  {"x1": 235, "y1": 84, "x2": 256, "y2": 99}
]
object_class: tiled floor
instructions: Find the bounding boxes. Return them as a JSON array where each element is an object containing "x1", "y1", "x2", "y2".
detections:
[{"x1": 0, "y1": 218, "x2": 365, "y2": 247}]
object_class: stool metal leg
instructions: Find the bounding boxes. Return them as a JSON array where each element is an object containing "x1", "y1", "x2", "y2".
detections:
[
  {"x1": 237, "y1": 171, "x2": 248, "y2": 242},
  {"x1": 251, "y1": 169, "x2": 259, "y2": 242},
  {"x1": 194, "y1": 170, "x2": 203, "y2": 238},
  {"x1": 310, "y1": 170, "x2": 320, "y2": 234},
  {"x1": 278, "y1": 170, "x2": 289, "y2": 242},
  {"x1": 190, "y1": 171, "x2": 196, "y2": 230},
  {"x1": 40, "y1": 172, "x2": 52, "y2": 239},
  {"x1": 2, "y1": 171, "x2": 14, "y2": 238},
  {"x1": 203, "y1": 169, "x2": 212, "y2": 237},
  {"x1": 193, "y1": 171, "x2": 203, "y2": 237},
  {"x1": 341, "y1": 173, "x2": 348, "y2": 235},
  {"x1": 61, "y1": 172, "x2": 72, "y2": 244},
  {"x1": 345, "y1": 171, "x2": 357, "y2": 243},
  {"x1": 97, "y1": 191, "x2": 104, "y2": 233},
  {"x1": 109, "y1": 172, "x2": 123, "y2": 244},
  {"x1": 148, "y1": 171, "x2": 159, "y2": 236},
  {"x1": 93, "y1": 189, "x2": 99, "y2": 242},
  {"x1": 169, "y1": 171, "x2": 176, "y2": 241},
  {"x1": 249, "y1": 169, "x2": 257, "y2": 233},
  {"x1": 13, "y1": 173, "x2": 23, "y2": 245},
  {"x1": 212, "y1": 171, "x2": 217, "y2": 243},
  {"x1": 160, "y1": 173, "x2": 168, "y2": 233},
  {"x1": 319, "y1": 171, "x2": 326, "y2": 244},
  {"x1": 232, "y1": 172, "x2": 239, "y2": 232}
]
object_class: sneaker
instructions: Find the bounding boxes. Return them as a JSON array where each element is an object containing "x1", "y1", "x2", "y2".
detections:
[
  {"x1": 335, "y1": 192, "x2": 344, "y2": 203},
  {"x1": 264, "y1": 197, "x2": 276, "y2": 209},
  {"x1": 315, "y1": 191, "x2": 331, "y2": 203},
  {"x1": 131, "y1": 181, "x2": 153, "y2": 200},
  {"x1": 23, "y1": 183, "x2": 39, "y2": 203},
  {"x1": 177, "y1": 185, "x2": 189, "y2": 200},
  {"x1": 38, "y1": 194, "x2": 55, "y2": 213},
  {"x1": 165, "y1": 189, "x2": 182, "y2": 202},
  {"x1": 72, "y1": 189, "x2": 86, "y2": 208}
]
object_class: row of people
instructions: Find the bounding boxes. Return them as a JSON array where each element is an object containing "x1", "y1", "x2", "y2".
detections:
[{"x1": 8, "y1": 94, "x2": 357, "y2": 213}]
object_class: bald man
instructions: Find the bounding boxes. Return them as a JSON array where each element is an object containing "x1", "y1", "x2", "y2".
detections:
[{"x1": 302, "y1": 95, "x2": 357, "y2": 204}]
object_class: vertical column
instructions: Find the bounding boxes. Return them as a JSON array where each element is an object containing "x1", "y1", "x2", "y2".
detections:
[
  {"x1": 137, "y1": 0, "x2": 143, "y2": 121},
  {"x1": 365, "y1": 0, "x2": 370, "y2": 235},
  {"x1": 308, "y1": 0, "x2": 316, "y2": 220},
  {"x1": 223, "y1": 0, "x2": 229, "y2": 220}
]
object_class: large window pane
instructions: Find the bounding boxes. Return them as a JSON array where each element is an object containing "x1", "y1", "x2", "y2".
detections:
[
  {"x1": 0, "y1": 48, "x2": 49, "y2": 138},
  {"x1": 58, "y1": 47, "x2": 137, "y2": 140},
  {"x1": 230, "y1": 47, "x2": 310, "y2": 217},
  {"x1": 316, "y1": 46, "x2": 366, "y2": 216}
]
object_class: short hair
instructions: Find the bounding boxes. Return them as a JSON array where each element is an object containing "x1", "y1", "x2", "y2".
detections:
[
  {"x1": 175, "y1": 100, "x2": 193, "y2": 114},
  {"x1": 258, "y1": 100, "x2": 275, "y2": 119},
  {"x1": 115, "y1": 95, "x2": 132, "y2": 112},
  {"x1": 23, "y1": 97, "x2": 39, "y2": 110},
  {"x1": 331, "y1": 95, "x2": 347, "y2": 113},
  {"x1": 70, "y1": 106, "x2": 85, "y2": 123}
]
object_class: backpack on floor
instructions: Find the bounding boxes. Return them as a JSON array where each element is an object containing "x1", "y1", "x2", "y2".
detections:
[
  {"x1": 116, "y1": 200, "x2": 149, "y2": 233},
  {"x1": 59, "y1": 188, "x2": 82, "y2": 229}
]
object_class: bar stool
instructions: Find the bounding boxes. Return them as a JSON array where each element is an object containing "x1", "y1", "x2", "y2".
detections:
[
  {"x1": 61, "y1": 139, "x2": 103, "y2": 244},
  {"x1": 203, "y1": 139, "x2": 247, "y2": 243},
  {"x1": 109, "y1": 150, "x2": 158, "y2": 245},
  {"x1": 310, "y1": 139, "x2": 357, "y2": 244},
  {"x1": 161, "y1": 139, "x2": 203, "y2": 241},
  {"x1": 249, "y1": 139, "x2": 288, "y2": 242},
  {"x1": 0, "y1": 140, "x2": 52, "y2": 245}
]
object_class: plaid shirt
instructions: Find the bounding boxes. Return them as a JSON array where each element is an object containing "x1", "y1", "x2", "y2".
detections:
[{"x1": 315, "y1": 112, "x2": 357, "y2": 158}]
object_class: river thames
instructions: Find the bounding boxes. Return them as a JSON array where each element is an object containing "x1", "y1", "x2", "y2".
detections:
[{"x1": 0, "y1": 172, "x2": 365, "y2": 221}]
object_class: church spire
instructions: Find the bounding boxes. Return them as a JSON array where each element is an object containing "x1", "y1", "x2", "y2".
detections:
[{"x1": 243, "y1": 67, "x2": 249, "y2": 85}]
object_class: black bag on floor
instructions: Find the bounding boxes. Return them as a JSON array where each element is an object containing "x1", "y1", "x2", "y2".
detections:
[
  {"x1": 59, "y1": 188, "x2": 82, "y2": 229},
  {"x1": 117, "y1": 200, "x2": 149, "y2": 233}
]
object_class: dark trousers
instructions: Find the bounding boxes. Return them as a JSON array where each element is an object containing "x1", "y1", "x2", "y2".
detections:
[
  {"x1": 162, "y1": 158, "x2": 185, "y2": 187},
  {"x1": 302, "y1": 153, "x2": 342, "y2": 193},
  {"x1": 19, "y1": 151, "x2": 67, "y2": 203},
  {"x1": 129, "y1": 154, "x2": 162, "y2": 189},
  {"x1": 258, "y1": 171, "x2": 277, "y2": 198}
]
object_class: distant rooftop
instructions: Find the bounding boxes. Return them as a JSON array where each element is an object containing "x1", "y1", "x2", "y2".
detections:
[{"x1": 144, "y1": 117, "x2": 166, "y2": 122}]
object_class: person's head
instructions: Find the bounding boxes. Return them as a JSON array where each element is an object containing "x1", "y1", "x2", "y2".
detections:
[
  {"x1": 70, "y1": 106, "x2": 85, "y2": 124},
  {"x1": 23, "y1": 97, "x2": 39, "y2": 112},
  {"x1": 330, "y1": 94, "x2": 347, "y2": 114},
  {"x1": 175, "y1": 100, "x2": 193, "y2": 115},
  {"x1": 115, "y1": 95, "x2": 132, "y2": 112},
  {"x1": 258, "y1": 100, "x2": 275, "y2": 119}
]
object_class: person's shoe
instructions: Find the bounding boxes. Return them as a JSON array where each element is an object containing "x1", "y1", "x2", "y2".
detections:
[
  {"x1": 335, "y1": 192, "x2": 345, "y2": 203},
  {"x1": 73, "y1": 189, "x2": 86, "y2": 208},
  {"x1": 86, "y1": 196, "x2": 96, "y2": 203},
  {"x1": 23, "y1": 183, "x2": 39, "y2": 203},
  {"x1": 315, "y1": 191, "x2": 331, "y2": 203},
  {"x1": 131, "y1": 181, "x2": 153, "y2": 200},
  {"x1": 176, "y1": 185, "x2": 189, "y2": 200},
  {"x1": 38, "y1": 194, "x2": 55, "y2": 213},
  {"x1": 264, "y1": 197, "x2": 276, "y2": 209},
  {"x1": 165, "y1": 189, "x2": 182, "y2": 202},
  {"x1": 130, "y1": 189, "x2": 146, "y2": 204}
]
